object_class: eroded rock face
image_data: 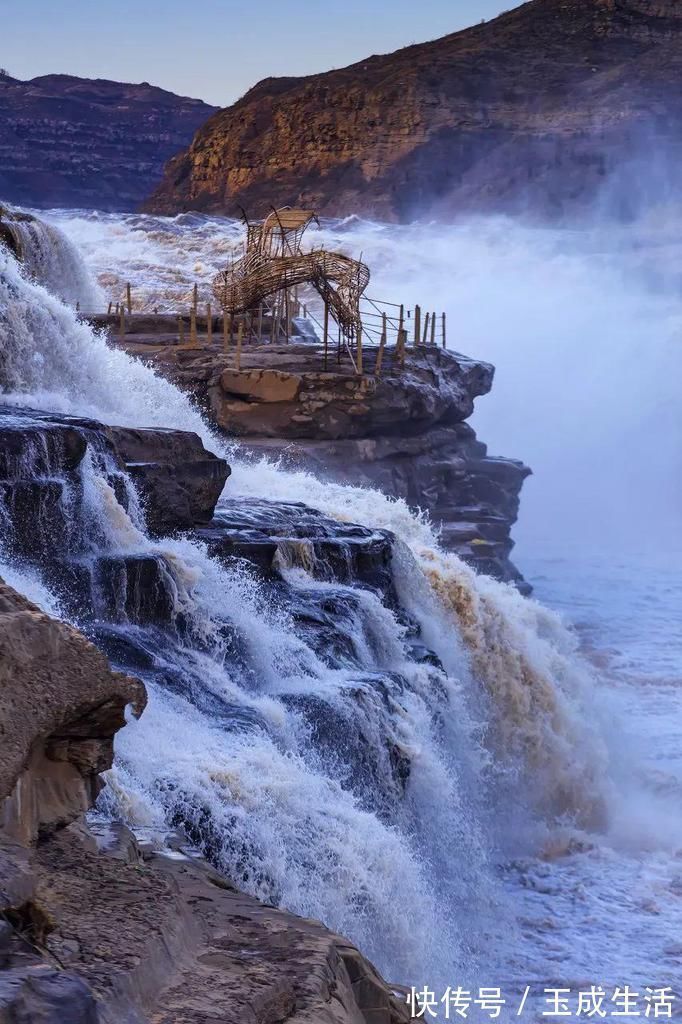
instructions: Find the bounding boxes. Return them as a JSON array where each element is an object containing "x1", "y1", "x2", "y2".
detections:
[
  {"x1": 210, "y1": 348, "x2": 492, "y2": 440},
  {"x1": 0, "y1": 74, "x2": 217, "y2": 210},
  {"x1": 145, "y1": 0, "x2": 682, "y2": 221}
]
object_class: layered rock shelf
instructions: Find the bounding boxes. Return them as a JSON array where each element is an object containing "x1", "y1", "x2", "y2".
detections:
[{"x1": 106, "y1": 328, "x2": 531, "y2": 591}]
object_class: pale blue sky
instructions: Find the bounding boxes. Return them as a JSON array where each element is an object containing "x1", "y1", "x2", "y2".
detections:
[{"x1": 2, "y1": 0, "x2": 510, "y2": 106}]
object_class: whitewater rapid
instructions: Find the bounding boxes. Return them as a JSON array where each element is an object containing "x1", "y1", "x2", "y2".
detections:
[{"x1": 2, "y1": 211, "x2": 681, "y2": 1009}]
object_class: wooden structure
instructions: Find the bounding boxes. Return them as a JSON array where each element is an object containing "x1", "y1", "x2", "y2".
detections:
[{"x1": 212, "y1": 208, "x2": 370, "y2": 343}]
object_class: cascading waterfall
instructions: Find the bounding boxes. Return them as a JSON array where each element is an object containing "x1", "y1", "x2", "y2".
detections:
[
  {"x1": 2, "y1": 209, "x2": 104, "y2": 309},
  {"x1": 0, "y1": 224, "x2": 619, "y2": 987}
]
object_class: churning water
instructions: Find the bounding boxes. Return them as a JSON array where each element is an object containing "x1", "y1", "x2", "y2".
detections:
[{"x1": 2, "y1": 210, "x2": 681, "y2": 1016}]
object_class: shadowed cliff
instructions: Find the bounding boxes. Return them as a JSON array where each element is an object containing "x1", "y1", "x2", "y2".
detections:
[{"x1": 0, "y1": 73, "x2": 217, "y2": 210}]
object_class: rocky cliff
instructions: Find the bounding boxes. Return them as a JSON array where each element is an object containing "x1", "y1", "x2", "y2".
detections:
[
  {"x1": 104, "y1": 329, "x2": 530, "y2": 591},
  {"x1": 0, "y1": 410, "x2": 414, "y2": 1024},
  {"x1": 0, "y1": 73, "x2": 217, "y2": 210},
  {"x1": 145, "y1": 0, "x2": 682, "y2": 221}
]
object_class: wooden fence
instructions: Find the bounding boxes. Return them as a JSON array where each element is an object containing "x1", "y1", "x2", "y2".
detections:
[{"x1": 87, "y1": 282, "x2": 448, "y2": 378}]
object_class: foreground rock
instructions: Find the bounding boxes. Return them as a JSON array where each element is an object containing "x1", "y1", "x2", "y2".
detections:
[
  {"x1": 145, "y1": 0, "x2": 682, "y2": 221},
  {"x1": 0, "y1": 579, "x2": 413, "y2": 1023},
  {"x1": 113, "y1": 340, "x2": 531, "y2": 591}
]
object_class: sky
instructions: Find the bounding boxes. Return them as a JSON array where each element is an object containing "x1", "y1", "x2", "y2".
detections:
[{"x1": 2, "y1": 0, "x2": 511, "y2": 107}]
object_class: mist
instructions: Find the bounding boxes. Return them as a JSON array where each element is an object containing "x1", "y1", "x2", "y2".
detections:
[{"x1": 314, "y1": 213, "x2": 682, "y2": 558}]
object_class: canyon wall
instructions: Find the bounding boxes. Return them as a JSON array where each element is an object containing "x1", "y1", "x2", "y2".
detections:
[
  {"x1": 145, "y1": 0, "x2": 682, "y2": 222},
  {"x1": 0, "y1": 73, "x2": 217, "y2": 210}
]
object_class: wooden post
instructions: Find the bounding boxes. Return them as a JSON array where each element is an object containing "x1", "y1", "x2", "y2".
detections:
[
  {"x1": 323, "y1": 298, "x2": 329, "y2": 371},
  {"x1": 192, "y1": 283, "x2": 198, "y2": 313},
  {"x1": 271, "y1": 295, "x2": 280, "y2": 344},
  {"x1": 177, "y1": 315, "x2": 185, "y2": 346},
  {"x1": 257, "y1": 303, "x2": 263, "y2": 343},
  {"x1": 375, "y1": 312, "x2": 387, "y2": 377},
  {"x1": 414, "y1": 304, "x2": 421, "y2": 347},
  {"x1": 206, "y1": 302, "x2": 212, "y2": 344},
  {"x1": 357, "y1": 323, "x2": 363, "y2": 377},
  {"x1": 397, "y1": 327, "x2": 407, "y2": 369},
  {"x1": 431, "y1": 311, "x2": 436, "y2": 346},
  {"x1": 422, "y1": 311, "x2": 430, "y2": 346},
  {"x1": 76, "y1": 301, "x2": 80, "y2": 313},
  {"x1": 284, "y1": 290, "x2": 290, "y2": 343},
  {"x1": 107, "y1": 301, "x2": 112, "y2": 315},
  {"x1": 236, "y1": 321, "x2": 243, "y2": 370},
  {"x1": 190, "y1": 307, "x2": 198, "y2": 347},
  {"x1": 126, "y1": 282, "x2": 132, "y2": 314},
  {"x1": 119, "y1": 306, "x2": 125, "y2": 340},
  {"x1": 442, "y1": 312, "x2": 446, "y2": 349},
  {"x1": 398, "y1": 303, "x2": 404, "y2": 342},
  {"x1": 115, "y1": 302, "x2": 119, "y2": 315},
  {"x1": 223, "y1": 312, "x2": 231, "y2": 352}
]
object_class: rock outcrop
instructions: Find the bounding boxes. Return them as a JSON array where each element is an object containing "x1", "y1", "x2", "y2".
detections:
[
  {"x1": 109, "y1": 340, "x2": 530, "y2": 590},
  {"x1": 0, "y1": 74, "x2": 217, "y2": 210},
  {"x1": 145, "y1": 0, "x2": 682, "y2": 221},
  {"x1": 0, "y1": 582, "x2": 145, "y2": 846}
]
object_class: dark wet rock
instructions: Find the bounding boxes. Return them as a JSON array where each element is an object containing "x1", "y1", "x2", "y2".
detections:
[
  {"x1": 0, "y1": 416, "x2": 87, "y2": 479},
  {"x1": 0, "y1": 967, "x2": 99, "y2": 1024},
  {"x1": 95, "y1": 554, "x2": 177, "y2": 625},
  {"x1": 195, "y1": 497, "x2": 397, "y2": 598},
  {"x1": 105, "y1": 424, "x2": 230, "y2": 534}
]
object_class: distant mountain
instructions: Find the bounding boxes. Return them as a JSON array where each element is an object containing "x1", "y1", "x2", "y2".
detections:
[
  {"x1": 145, "y1": 0, "x2": 682, "y2": 222},
  {"x1": 0, "y1": 74, "x2": 217, "y2": 210}
]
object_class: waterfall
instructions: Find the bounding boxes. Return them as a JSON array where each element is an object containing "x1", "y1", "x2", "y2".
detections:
[
  {"x1": 0, "y1": 208, "x2": 105, "y2": 309},
  {"x1": 0, "y1": 221, "x2": 618, "y2": 986}
]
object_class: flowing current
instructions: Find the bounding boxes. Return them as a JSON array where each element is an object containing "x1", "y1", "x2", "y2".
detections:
[{"x1": 1, "y1": 211, "x2": 681, "y2": 1014}]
